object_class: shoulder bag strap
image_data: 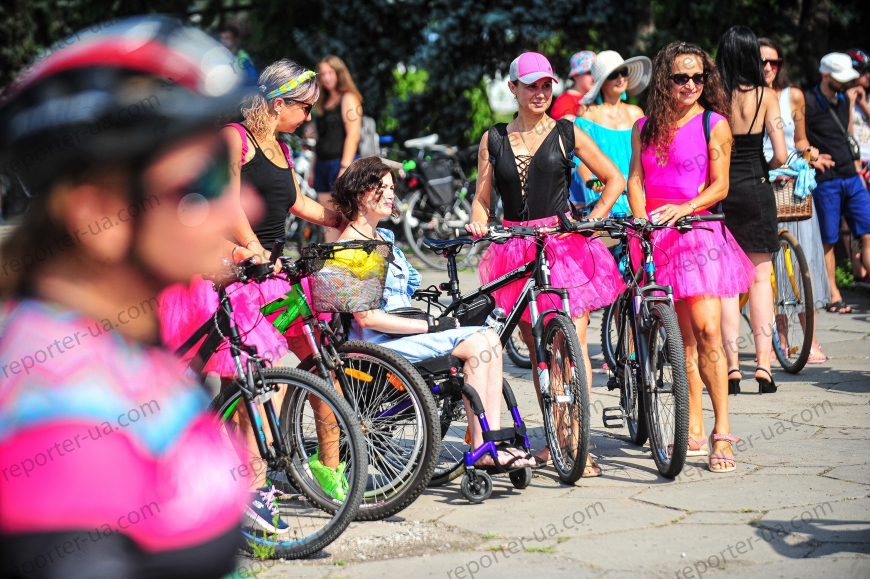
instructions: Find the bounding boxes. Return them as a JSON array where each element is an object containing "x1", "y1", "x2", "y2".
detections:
[
  {"x1": 487, "y1": 123, "x2": 508, "y2": 219},
  {"x1": 225, "y1": 122, "x2": 248, "y2": 165}
]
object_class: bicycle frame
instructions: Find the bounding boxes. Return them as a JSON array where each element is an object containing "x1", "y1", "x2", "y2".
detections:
[
  {"x1": 612, "y1": 232, "x2": 676, "y2": 392},
  {"x1": 174, "y1": 281, "x2": 288, "y2": 466}
]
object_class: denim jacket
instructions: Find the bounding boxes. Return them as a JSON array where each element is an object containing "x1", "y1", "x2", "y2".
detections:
[{"x1": 348, "y1": 228, "x2": 422, "y2": 343}]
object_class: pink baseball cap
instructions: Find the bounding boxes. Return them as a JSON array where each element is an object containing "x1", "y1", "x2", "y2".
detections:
[{"x1": 509, "y1": 52, "x2": 559, "y2": 84}]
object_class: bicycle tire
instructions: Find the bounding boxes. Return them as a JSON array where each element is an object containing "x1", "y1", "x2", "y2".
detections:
[
  {"x1": 209, "y1": 367, "x2": 366, "y2": 559},
  {"x1": 505, "y1": 326, "x2": 532, "y2": 369},
  {"x1": 617, "y1": 301, "x2": 647, "y2": 446},
  {"x1": 772, "y1": 230, "x2": 814, "y2": 374},
  {"x1": 644, "y1": 304, "x2": 689, "y2": 479},
  {"x1": 296, "y1": 341, "x2": 440, "y2": 520},
  {"x1": 403, "y1": 190, "x2": 478, "y2": 270},
  {"x1": 540, "y1": 315, "x2": 590, "y2": 484},
  {"x1": 600, "y1": 301, "x2": 619, "y2": 371}
]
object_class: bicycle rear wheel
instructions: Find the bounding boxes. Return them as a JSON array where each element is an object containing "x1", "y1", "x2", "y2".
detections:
[
  {"x1": 772, "y1": 230, "x2": 814, "y2": 374},
  {"x1": 403, "y1": 190, "x2": 478, "y2": 270},
  {"x1": 297, "y1": 341, "x2": 439, "y2": 520},
  {"x1": 209, "y1": 368, "x2": 366, "y2": 559},
  {"x1": 617, "y1": 302, "x2": 647, "y2": 446},
  {"x1": 540, "y1": 315, "x2": 590, "y2": 484},
  {"x1": 505, "y1": 326, "x2": 532, "y2": 368},
  {"x1": 644, "y1": 304, "x2": 689, "y2": 479}
]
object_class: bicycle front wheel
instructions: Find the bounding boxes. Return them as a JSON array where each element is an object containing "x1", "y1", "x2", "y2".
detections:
[
  {"x1": 210, "y1": 368, "x2": 366, "y2": 559},
  {"x1": 297, "y1": 341, "x2": 440, "y2": 520},
  {"x1": 505, "y1": 326, "x2": 532, "y2": 368},
  {"x1": 540, "y1": 315, "x2": 590, "y2": 484},
  {"x1": 644, "y1": 304, "x2": 689, "y2": 479},
  {"x1": 403, "y1": 190, "x2": 478, "y2": 270},
  {"x1": 616, "y1": 301, "x2": 647, "y2": 446},
  {"x1": 600, "y1": 300, "x2": 619, "y2": 371},
  {"x1": 772, "y1": 230, "x2": 814, "y2": 374}
]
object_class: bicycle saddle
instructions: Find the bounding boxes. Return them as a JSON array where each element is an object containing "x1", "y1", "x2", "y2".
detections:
[
  {"x1": 421, "y1": 237, "x2": 473, "y2": 253},
  {"x1": 404, "y1": 134, "x2": 440, "y2": 149}
]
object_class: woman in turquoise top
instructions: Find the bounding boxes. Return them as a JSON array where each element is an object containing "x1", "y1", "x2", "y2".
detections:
[{"x1": 575, "y1": 51, "x2": 651, "y2": 215}]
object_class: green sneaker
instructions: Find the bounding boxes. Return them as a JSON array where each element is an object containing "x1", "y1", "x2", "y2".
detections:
[{"x1": 308, "y1": 450, "x2": 347, "y2": 501}]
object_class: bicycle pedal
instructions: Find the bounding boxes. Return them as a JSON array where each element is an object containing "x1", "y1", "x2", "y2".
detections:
[
  {"x1": 602, "y1": 407, "x2": 625, "y2": 429},
  {"x1": 555, "y1": 394, "x2": 573, "y2": 404}
]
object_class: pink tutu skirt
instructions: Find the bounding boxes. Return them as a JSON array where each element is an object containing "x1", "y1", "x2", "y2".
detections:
[
  {"x1": 158, "y1": 276, "x2": 297, "y2": 376},
  {"x1": 629, "y1": 221, "x2": 755, "y2": 299},
  {"x1": 479, "y1": 215, "x2": 626, "y2": 322}
]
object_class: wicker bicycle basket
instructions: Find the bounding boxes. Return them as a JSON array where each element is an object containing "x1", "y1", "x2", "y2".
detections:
[
  {"x1": 773, "y1": 152, "x2": 813, "y2": 222},
  {"x1": 302, "y1": 240, "x2": 393, "y2": 313}
]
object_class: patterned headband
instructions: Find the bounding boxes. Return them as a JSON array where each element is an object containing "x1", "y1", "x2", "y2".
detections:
[{"x1": 261, "y1": 70, "x2": 317, "y2": 100}]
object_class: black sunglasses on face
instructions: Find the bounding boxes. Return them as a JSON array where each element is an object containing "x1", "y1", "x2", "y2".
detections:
[
  {"x1": 761, "y1": 58, "x2": 783, "y2": 68},
  {"x1": 607, "y1": 67, "x2": 629, "y2": 81},
  {"x1": 283, "y1": 98, "x2": 313, "y2": 116},
  {"x1": 670, "y1": 73, "x2": 707, "y2": 86}
]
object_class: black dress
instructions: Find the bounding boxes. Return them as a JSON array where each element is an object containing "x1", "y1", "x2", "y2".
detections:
[{"x1": 721, "y1": 88, "x2": 779, "y2": 254}]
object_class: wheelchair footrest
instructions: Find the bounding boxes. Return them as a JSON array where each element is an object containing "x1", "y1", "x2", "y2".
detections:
[
  {"x1": 481, "y1": 425, "x2": 525, "y2": 443},
  {"x1": 602, "y1": 406, "x2": 625, "y2": 429}
]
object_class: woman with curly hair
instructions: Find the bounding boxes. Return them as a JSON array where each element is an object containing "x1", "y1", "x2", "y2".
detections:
[{"x1": 626, "y1": 42, "x2": 756, "y2": 473}]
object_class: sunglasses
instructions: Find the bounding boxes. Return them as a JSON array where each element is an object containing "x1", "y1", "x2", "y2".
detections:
[
  {"x1": 283, "y1": 98, "x2": 313, "y2": 116},
  {"x1": 178, "y1": 145, "x2": 230, "y2": 201},
  {"x1": 607, "y1": 67, "x2": 629, "y2": 81},
  {"x1": 670, "y1": 73, "x2": 707, "y2": 86},
  {"x1": 761, "y1": 58, "x2": 783, "y2": 68}
]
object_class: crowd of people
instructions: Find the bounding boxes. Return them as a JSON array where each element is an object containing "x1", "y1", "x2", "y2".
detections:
[{"x1": 0, "y1": 13, "x2": 868, "y2": 578}]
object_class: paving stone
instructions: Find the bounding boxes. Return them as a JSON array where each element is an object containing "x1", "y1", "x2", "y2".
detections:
[
  {"x1": 825, "y1": 464, "x2": 870, "y2": 485},
  {"x1": 631, "y1": 475, "x2": 868, "y2": 512},
  {"x1": 758, "y1": 498, "x2": 870, "y2": 543}
]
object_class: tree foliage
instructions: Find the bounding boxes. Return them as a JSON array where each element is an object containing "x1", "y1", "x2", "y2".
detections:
[{"x1": 2, "y1": 0, "x2": 867, "y2": 146}]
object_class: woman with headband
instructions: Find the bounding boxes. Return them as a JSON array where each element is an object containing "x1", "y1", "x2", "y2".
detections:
[{"x1": 159, "y1": 59, "x2": 347, "y2": 532}]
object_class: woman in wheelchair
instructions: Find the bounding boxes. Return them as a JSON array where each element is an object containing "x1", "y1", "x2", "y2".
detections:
[{"x1": 333, "y1": 157, "x2": 533, "y2": 469}]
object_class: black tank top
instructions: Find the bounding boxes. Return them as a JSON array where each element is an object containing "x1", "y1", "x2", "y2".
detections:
[
  {"x1": 492, "y1": 120, "x2": 574, "y2": 221},
  {"x1": 314, "y1": 104, "x2": 346, "y2": 160},
  {"x1": 239, "y1": 126, "x2": 297, "y2": 246}
]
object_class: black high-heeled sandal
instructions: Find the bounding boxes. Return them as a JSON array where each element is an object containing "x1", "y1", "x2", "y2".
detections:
[
  {"x1": 755, "y1": 367, "x2": 777, "y2": 394},
  {"x1": 727, "y1": 369, "x2": 741, "y2": 395}
]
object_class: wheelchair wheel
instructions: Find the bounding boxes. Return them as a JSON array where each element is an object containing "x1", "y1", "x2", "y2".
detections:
[
  {"x1": 296, "y1": 341, "x2": 439, "y2": 520},
  {"x1": 460, "y1": 471, "x2": 492, "y2": 503},
  {"x1": 509, "y1": 467, "x2": 533, "y2": 489}
]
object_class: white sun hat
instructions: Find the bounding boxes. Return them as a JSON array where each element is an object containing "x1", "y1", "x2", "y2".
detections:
[{"x1": 581, "y1": 50, "x2": 652, "y2": 105}]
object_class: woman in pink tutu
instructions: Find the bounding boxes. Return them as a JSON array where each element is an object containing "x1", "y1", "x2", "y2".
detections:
[
  {"x1": 159, "y1": 59, "x2": 348, "y2": 529},
  {"x1": 626, "y1": 42, "x2": 755, "y2": 473},
  {"x1": 467, "y1": 52, "x2": 626, "y2": 477}
]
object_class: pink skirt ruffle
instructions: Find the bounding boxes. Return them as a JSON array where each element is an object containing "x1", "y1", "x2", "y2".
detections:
[
  {"x1": 158, "y1": 276, "x2": 294, "y2": 376},
  {"x1": 479, "y1": 215, "x2": 626, "y2": 322},
  {"x1": 629, "y1": 221, "x2": 756, "y2": 299}
]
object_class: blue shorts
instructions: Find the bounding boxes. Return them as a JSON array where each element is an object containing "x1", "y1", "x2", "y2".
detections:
[
  {"x1": 813, "y1": 175, "x2": 870, "y2": 244},
  {"x1": 374, "y1": 327, "x2": 486, "y2": 364},
  {"x1": 313, "y1": 157, "x2": 343, "y2": 193}
]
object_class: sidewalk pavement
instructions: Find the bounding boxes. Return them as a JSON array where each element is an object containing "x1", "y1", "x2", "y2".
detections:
[{"x1": 255, "y1": 264, "x2": 870, "y2": 579}]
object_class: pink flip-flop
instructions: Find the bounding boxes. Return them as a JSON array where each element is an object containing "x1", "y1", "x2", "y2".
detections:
[
  {"x1": 807, "y1": 343, "x2": 827, "y2": 364},
  {"x1": 708, "y1": 433, "x2": 741, "y2": 474}
]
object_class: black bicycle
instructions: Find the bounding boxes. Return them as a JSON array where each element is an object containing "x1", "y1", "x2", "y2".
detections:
[
  {"x1": 599, "y1": 215, "x2": 722, "y2": 478},
  {"x1": 174, "y1": 253, "x2": 367, "y2": 559},
  {"x1": 416, "y1": 214, "x2": 597, "y2": 484}
]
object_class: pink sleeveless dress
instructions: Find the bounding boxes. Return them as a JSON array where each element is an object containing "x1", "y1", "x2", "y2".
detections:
[
  {"x1": 633, "y1": 113, "x2": 755, "y2": 299},
  {"x1": 158, "y1": 125, "x2": 306, "y2": 375}
]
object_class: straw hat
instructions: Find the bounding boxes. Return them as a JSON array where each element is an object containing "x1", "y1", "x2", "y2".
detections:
[{"x1": 581, "y1": 50, "x2": 651, "y2": 105}]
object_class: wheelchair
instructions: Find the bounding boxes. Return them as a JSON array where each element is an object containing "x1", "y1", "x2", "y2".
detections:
[{"x1": 330, "y1": 315, "x2": 535, "y2": 504}]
